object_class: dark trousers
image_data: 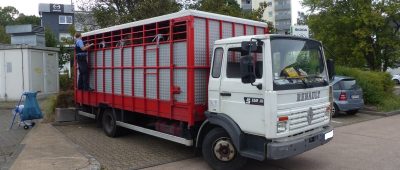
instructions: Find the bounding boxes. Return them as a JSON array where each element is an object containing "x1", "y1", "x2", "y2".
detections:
[{"x1": 77, "y1": 56, "x2": 90, "y2": 90}]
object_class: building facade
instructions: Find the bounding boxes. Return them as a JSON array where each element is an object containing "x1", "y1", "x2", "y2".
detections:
[
  {"x1": 237, "y1": 0, "x2": 292, "y2": 34},
  {"x1": 39, "y1": 3, "x2": 74, "y2": 42}
]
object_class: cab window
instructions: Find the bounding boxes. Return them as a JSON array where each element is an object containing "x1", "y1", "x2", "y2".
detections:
[
  {"x1": 226, "y1": 47, "x2": 263, "y2": 79},
  {"x1": 212, "y1": 47, "x2": 224, "y2": 78}
]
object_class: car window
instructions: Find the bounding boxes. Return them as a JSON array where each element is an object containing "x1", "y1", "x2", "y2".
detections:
[
  {"x1": 339, "y1": 79, "x2": 359, "y2": 90},
  {"x1": 333, "y1": 83, "x2": 340, "y2": 90}
]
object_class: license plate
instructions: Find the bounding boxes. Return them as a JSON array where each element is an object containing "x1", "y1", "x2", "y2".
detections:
[
  {"x1": 352, "y1": 95, "x2": 359, "y2": 99},
  {"x1": 324, "y1": 130, "x2": 333, "y2": 140}
]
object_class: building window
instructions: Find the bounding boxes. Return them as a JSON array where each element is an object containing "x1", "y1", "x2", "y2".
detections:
[
  {"x1": 59, "y1": 33, "x2": 72, "y2": 42},
  {"x1": 246, "y1": 0, "x2": 251, "y2": 4},
  {"x1": 59, "y1": 15, "x2": 73, "y2": 24}
]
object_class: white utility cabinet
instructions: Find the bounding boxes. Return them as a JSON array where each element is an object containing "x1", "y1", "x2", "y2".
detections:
[{"x1": 0, "y1": 44, "x2": 59, "y2": 101}]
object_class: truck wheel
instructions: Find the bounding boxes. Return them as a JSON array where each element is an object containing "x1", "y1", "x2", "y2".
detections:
[
  {"x1": 202, "y1": 128, "x2": 247, "y2": 170},
  {"x1": 102, "y1": 109, "x2": 121, "y2": 137}
]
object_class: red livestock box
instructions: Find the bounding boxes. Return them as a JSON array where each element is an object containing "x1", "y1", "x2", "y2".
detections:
[{"x1": 75, "y1": 10, "x2": 269, "y2": 126}]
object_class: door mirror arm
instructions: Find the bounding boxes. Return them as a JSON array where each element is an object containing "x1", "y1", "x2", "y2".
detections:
[{"x1": 251, "y1": 83, "x2": 262, "y2": 90}]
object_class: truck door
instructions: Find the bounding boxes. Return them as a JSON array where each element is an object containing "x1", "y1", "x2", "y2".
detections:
[
  {"x1": 219, "y1": 44, "x2": 265, "y2": 135},
  {"x1": 208, "y1": 47, "x2": 224, "y2": 113}
]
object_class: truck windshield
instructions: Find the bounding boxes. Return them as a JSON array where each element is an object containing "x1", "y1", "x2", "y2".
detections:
[{"x1": 271, "y1": 38, "x2": 328, "y2": 90}]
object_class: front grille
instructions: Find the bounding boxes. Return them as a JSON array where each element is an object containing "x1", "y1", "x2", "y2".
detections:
[{"x1": 287, "y1": 105, "x2": 329, "y2": 131}]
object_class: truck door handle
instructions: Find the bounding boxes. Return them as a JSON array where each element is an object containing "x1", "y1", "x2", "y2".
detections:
[{"x1": 220, "y1": 92, "x2": 231, "y2": 96}]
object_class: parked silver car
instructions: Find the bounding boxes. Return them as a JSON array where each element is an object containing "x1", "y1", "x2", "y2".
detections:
[{"x1": 331, "y1": 76, "x2": 364, "y2": 117}]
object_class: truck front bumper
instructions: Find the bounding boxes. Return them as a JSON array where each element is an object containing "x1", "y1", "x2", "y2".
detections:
[{"x1": 266, "y1": 125, "x2": 333, "y2": 160}]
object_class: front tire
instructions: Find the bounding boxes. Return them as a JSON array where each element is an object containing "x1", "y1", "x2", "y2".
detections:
[{"x1": 202, "y1": 128, "x2": 247, "y2": 170}]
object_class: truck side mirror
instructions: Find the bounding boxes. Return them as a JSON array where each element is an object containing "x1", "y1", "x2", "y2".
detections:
[
  {"x1": 327, "y1": 59, "x2": 335, "y2": 81},
  {"x1": 241, "y1": 41, "x2": 257, "y2": 55},
  {"x1": 240, "y1": 56, "x2": 256, "y2": 84}
]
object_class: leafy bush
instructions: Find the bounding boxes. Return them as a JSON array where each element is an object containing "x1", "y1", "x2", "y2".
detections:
[
  {"x1": 378, "y1": 95, "x2": 400, "y2": 112},
  {"x1": 59, "y1": 74, "x2": 73, "y2": 91},
  {"x1": 42, "y1": 91, "x2": 74, "y2": 122},
  {"x1": 55, "y1": 91, "x2": 74, "y2": 108},
  {"x1": 42, "y1": 95, "x2": 57, "y2": 122},
  {"x1": 336, "y1": 66, "x2": 397, "y2": 110}
]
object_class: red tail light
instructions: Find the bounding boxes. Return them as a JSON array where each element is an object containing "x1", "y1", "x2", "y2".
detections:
[{"x1": 339, "y1": 92, "x2": 347, "y2": 101}]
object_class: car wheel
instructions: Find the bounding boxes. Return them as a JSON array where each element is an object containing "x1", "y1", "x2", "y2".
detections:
[
  {"x1": 395, "y1": 79, "x2": 400, "y2": 84},
  {"x1": 202, "y1": 128, "x2": 247, "y2": 170},
  {"x1": 332, "y1": 104, "x2": 339, "y2": 117},
  {"x1": 346, "y1": 109, "x2": 358, "y2": 115}
]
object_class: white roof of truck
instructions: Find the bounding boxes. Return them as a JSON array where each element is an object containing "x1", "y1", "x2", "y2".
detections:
[
  {"x1": 214, "y1": 34, "x2": 319, "y2": 45},
  {"x1": 82, "y1": 10, "x2": 269, "y2": 37}
]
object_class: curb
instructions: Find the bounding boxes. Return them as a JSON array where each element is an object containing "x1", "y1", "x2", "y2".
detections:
[
  {"x1": 51, "y1": 123, "x2": 102, "y2": 170},
  {"x1": 359, "y1": 109, "x2": 400, "y2": 117}
]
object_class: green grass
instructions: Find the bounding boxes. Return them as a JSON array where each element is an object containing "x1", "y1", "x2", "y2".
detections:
[{"x1": 377, "y1": 95, "x2": 400, "y2": 112}]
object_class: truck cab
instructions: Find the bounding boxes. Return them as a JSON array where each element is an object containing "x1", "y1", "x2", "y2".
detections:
[{"x1": 200, "y1": 34, "x2": 334, "y2": 169}]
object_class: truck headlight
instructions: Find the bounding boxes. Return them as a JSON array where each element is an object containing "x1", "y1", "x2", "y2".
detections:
[{"x1": 277, "y1": 116, "x2": 288, "y2": 133}]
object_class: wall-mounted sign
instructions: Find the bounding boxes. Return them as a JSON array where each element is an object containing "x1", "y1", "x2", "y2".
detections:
[{"x1": 50, "y1": 4, "x2": 64, "y2": 13}]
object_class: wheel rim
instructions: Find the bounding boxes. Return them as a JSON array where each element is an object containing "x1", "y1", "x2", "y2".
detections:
[
  {"x1": 331, "y1": 106, "x2": 336, "y2": 115},
  {"x1": 212, "y1": 137, "x2": 236, "y2": 162}
]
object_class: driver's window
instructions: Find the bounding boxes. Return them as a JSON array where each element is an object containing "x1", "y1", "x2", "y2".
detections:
[
  {"x1": 226, "y1": 47, "x2": 263, "y2": 79},
  {"x1": 211, "y1": 48, "x2": 224, "y2": 78}
]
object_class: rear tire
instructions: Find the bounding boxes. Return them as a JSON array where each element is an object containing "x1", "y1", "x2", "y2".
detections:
[
  {"x1": 332, "y1": 104, "x2": 339, "y2": 117},
  {"x1": 394, "y1": 79, "x2": 400, "y2": 84},
  {"x1": 202, "y1": 128, "x2": 247, "y2": 170},
  {"x1": 346, "y1": 109, "x2": 358, "y2": 115},
  {"x1": 102, "y1": 109, "x2": 122, "y2": 137}
]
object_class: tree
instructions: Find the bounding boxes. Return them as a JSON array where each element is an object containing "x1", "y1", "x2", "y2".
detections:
[
  {"x1": 302, "y1": 0, "x2": 400, "y2": 71},
  {"x1": 45, "y1": 27, "x2": 57, "y2": 47},
  {"x1": 191, "y1": 0, "x2": 275, "y2": 32},
  {"x1": 0, "y1": 26, "x2": 10, "y2": 44},
  {"x1": 0, "y1": 6, "x2": 19, "y2": 26},
  {"x1": 14, "y1": 14, "x2": 41, "y2": 25},
  {"x1": 0, "y1": 6, "x2": 41, "y2": 44},
  {"x1": 297, "y1": 12, "x2": 307, "y2": 25},
  {"x1": 79, "y1": 0, "x2": 181, "y2": 28}
]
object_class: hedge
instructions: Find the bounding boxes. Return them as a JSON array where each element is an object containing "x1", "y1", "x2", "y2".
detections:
[{"x1": 335, "y1": 66, "x2": 394, "y2": 105}]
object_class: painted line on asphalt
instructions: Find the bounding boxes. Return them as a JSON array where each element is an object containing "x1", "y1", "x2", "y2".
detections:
[{"x1": 331, "y1": 120, "x2": 343, "y2": 124}]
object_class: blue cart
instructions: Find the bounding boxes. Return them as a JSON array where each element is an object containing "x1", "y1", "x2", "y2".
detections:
[{"x1": 9, "y1": 91, "x2": 43, "y2": 130}]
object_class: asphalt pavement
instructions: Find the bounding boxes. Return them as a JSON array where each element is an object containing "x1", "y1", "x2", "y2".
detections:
[{"x1": 146, "y1": 114, "x2": 400, "y2": 170}]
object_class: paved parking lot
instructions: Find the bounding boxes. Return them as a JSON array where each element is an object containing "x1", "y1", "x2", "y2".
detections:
[
  {"x1": 147, "y1": 114, "x2": 400, "y2": 170},
  {"x1": 54, "y1": 112, "x2": 385, "y2": 170},
  {"x1": 55, "y1": 123, "x2": 196, "y2": 170}
]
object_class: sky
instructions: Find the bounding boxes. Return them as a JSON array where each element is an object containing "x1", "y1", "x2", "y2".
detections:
[{"x1": 0, "y1": 0, "x2": 305, "y2": 24}]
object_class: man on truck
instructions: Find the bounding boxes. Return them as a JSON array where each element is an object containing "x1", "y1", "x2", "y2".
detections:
[{"x1": 75, "y1": 32, "x2": 94, "y2": 91}]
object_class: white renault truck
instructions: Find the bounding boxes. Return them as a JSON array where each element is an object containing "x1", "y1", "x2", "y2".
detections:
[
  {"x1": 76, "y1": 10, "x2": 334, "y2": 170},
  {"x1": 200, "y1": 34, "x2": 334, "y2": 169}
]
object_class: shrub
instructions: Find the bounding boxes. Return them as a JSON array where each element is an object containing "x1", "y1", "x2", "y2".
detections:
[
  {"x1": 335, "y1": 66, "x2": 395, "y2": 105},
  {"x1": 59, "y1": 74, "x2": 73, "y2": 91},
  {"x1": 42, "y1": 91, "x2": 74, "y2": 122},
  {"x1": 42, "y1": 95, "x2": 57, "y2": 122}
]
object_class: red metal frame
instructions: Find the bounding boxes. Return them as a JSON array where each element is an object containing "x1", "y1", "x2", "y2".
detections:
[{"x1": 76, "y1": 15, "x2": 268, "y2": 127}]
